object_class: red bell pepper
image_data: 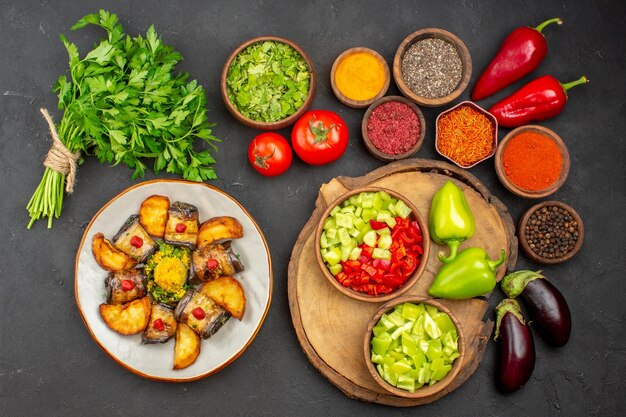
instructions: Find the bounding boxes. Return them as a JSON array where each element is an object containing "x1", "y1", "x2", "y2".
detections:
[
  {"x1": 489, "y1": 75, "x2": 588, "y2": 127},
  {"x1": 472, "y1": 18, "x2": 562, "y2": 101}
]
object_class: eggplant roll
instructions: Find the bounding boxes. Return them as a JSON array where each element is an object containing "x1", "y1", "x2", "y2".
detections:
[
  {"x1": 192, "y1": 241, "x2": 245, "y2": 283},
  {"x1": 142, "y1": 303, "x2": 177, "y2": 344},
  {"x1": 112, "y1": 215, "x2": 157, "y2": 262},
  {"x1": 164, "y1": 202, "x2": 199, "y2": 249},
  {"x1": 105, "y1": 269, "x2": 147, "y2": 305},
  {"x1": 174, "y1": 289, "x2": 230, "y2": 339}
]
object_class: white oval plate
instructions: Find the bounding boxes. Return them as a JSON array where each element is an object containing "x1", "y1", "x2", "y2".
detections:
[{"x1": 75, "y1": 180, "x2": 273, "y2": 381}]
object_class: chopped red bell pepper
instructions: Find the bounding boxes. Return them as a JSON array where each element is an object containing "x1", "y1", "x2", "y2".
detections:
[
  {"x1": 369, "y1": 220, "x2": 387, "y2": 230},
  {"x1": 335, "y1": 214, "x2": 424, "y2": 296}
]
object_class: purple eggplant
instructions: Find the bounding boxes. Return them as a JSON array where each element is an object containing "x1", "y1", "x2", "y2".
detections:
[
  {"x1": 494, "y1": 299, "x2": 535, "y2": 393},
  {"x1": 501, "y1": 270, "x2": 571, "y2": 347}
]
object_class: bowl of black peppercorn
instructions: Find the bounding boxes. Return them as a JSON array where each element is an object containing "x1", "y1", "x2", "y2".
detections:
[{"x1": 518, "y1": 201, "x2": 584, "y2": 264}]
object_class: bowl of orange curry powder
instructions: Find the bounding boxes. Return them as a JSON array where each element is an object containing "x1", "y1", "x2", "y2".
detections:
[{"x1": 495, "y1": 125, "x2": 570, "y2": 199}]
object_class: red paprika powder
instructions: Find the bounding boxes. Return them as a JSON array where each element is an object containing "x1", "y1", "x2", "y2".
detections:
[
  {"x1": 502, "y1": 131, "x2": 562, "y2": 191},
  {"x1": 366, "y1": 101, "x2": 420, "y2": 155}
]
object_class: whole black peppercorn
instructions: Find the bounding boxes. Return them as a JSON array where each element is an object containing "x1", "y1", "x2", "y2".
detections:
[{"x1": 523, "y1": 204, "x2": 579, "y2": 260}]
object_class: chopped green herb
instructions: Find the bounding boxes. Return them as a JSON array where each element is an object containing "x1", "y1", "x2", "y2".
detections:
[{"x1": 226, "y1": 41, "x2": 310, "y2": 122}]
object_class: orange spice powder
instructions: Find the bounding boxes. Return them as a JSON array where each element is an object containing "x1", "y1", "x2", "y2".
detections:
[
  {"x1": 502, "y1": 131, "x2": 562, "y2": 191},
  {"x1": 437, "y1": 105, "x2": 495, "y2": 167}
]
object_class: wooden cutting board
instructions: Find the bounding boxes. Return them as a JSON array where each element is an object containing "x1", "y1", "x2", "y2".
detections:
[{"x1": 288, "y1": 159, "x2": 517, "y2": 406}]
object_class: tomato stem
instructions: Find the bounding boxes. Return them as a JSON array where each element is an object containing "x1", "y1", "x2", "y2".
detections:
[
  {"x1": 309, "y1": 120, "x2": 336, "y2": 144},
  {"x1": 253, "y1": 144, "x2": 275, "y2": 169}
]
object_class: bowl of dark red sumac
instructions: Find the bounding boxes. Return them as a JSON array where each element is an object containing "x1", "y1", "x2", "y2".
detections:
[
  {"x1": 518, "y1": 201, "x2": 584, "y2": 264},
  {"x1": 361, "y1": 96, "x2": 426, "y2": 162}
]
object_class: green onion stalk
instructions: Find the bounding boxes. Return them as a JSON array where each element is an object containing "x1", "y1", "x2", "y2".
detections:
[{"x1": 26, "y1": 110, "x2": 81, "y2": 229}]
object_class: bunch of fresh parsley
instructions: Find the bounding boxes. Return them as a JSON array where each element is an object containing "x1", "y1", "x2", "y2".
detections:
[
  {"x1": 226, "y1": 40, "x2": 310, "y2": 122},
  {"x1": 27, "y1": 10, "x2": 219, "y2": 228}
]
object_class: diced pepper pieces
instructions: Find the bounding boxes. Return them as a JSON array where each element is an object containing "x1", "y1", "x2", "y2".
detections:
[{"x1": 369, "y1": 302, "x2": 459, "y2": 393}]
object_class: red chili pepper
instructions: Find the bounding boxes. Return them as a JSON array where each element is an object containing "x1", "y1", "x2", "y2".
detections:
[
  {"x1": 206, "y1": 258, "x2": 219, "y2": 270},
  {"x1": 130, "y1": 236, "x2": 143, "y2": 248},
  {"x1": 192, "y1": 307, "x2": 206, "y2": 320},
  {"x1": 472, "y1": 18, "x2": 563, "y2": 101},
  {"x1": 153, "y1": 318, "x2": 165, "y2": 331},
  {"x1": 121, "y1": 279, "x2": 135, "y2": 291},
  {"x1": 489, "y1": 75, "x2": 588, "y2": 128},
  {"x1": 175, "y1": 223, "x2": 187, "y2": 233}
]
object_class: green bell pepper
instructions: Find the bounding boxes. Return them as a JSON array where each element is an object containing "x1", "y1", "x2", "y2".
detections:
[
  {"x1": 429, "y1": 181, "x2": 476, "y2": 261},
  {"x1": 429, "y1": 247, "x2": 506, "y2": 299}
]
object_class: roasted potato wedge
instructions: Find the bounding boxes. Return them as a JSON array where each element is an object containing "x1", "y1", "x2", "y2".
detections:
[
  {"x1": 197, "y1": 216, "x2": 244, "y2": 249},
  {"x1": 99, "y1": 296, "x2": 151, "y2": 335},
  {"x1": 92, "y1": 233, "x2": 137, "y2": 272},
  {"x1": 173, "y1": 322, "x2": 201, "y2": 369},
  {"x1": 139, "y1": 195, "x2": 170, "y2": 238},
  {"x1": 199, "y1": 276, "x2": 246, "y2": 320}
]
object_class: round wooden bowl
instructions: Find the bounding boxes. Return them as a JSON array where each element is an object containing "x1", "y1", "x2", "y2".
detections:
[
  {"x1": 361, "y1": 96, "x2": 426, "y2": 162},
  {"x1": 363, "y1": 295, "x2": 466, "y2": 398},
  {"x1": 330, "y1": 47, "x2": 390, "y2": 109},
  {"x1": 221, "y1": 36, "x2": 316, "y2": 130},
  {"x1": 314, "y1": 187, "x2": 430, "y2": 303},
  {"x1": 495, "y1": 125, "x2": 570, "y2": 198},
  {"x1": 393, "y1": 28, "x2": 472, "y2": 107},
  {"x1": 517, "y1": 200, "x2": 584, "y2": 264},
  {"x1": 435, "y1": 101, "x2": 498, "y2": 168}
]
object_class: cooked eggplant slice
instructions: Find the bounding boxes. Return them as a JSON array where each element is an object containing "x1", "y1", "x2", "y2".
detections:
[
  {"x1": 112, "y1": 215, "x2": 157, "y2": 262},
  {"x1": 192, "y1": 241, "x2": 245, "y2": 283},
  {"x1": 105, "y1": 269, "x2": 147, "y2": 305},
  {"x1": 164, "y1": 202, "x2": 199, "y2": 249},
  {"x1": 174, "y1": 289, "x2": 230, "y2": 339},
  {"x1": 142, "y1": 303, "x2": 177, "y2": 344}
]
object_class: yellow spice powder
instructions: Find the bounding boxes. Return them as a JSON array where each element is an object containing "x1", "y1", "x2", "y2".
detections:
[
  {"x1": 154, "y1": 257, "x2": 188, "y2": 293},
  {"x1": 335, "y1": 51, "x2": 386, "y2": 101}
]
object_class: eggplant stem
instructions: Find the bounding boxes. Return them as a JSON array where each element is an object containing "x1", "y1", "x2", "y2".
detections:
[{"x1": 494, "y1": 299, "x2": 525, "y2": 340}]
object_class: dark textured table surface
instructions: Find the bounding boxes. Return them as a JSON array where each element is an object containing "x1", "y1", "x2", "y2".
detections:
[{"x1": 1, "y1": 1, "x2": 624, "y2": 415}]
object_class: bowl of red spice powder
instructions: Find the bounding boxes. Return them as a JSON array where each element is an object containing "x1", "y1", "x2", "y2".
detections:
[
  {"x1": 495, "y1": 125, "x2": 570, "y2": 198},
  {"x1": 435, "y1": 101, "x2": 498, "y2": 168},
  {"x1": 362, "y1": 96, "x2": 426, "y2": 162}
]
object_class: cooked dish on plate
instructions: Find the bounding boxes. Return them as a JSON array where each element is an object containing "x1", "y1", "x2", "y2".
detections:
[{"x1": 92, "y1": 194, "x2": 248, "y2": 369}]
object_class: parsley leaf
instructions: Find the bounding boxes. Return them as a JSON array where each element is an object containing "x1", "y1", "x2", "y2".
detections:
[
  {"x1": 54, "y1": 9, "x2": 219, "y2": 182},
  {"x1": 27, "y1": 9, "x2": 220, "y2": 228}
]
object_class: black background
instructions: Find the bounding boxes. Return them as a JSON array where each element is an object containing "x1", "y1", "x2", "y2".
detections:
[{"x1": 1, "y1": 0, "x2": 624, "y2": 416}]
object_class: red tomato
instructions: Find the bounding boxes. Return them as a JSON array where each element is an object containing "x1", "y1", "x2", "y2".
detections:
[
  {"x1": 192, "y1": 307, "x2": 206, "y2": 320},
  {"x1": 121, "y1": 279, "x2": 135, "y2": 291},
  {"x1": 175, "y1": 223, "x2": 187, "y2": 233},
  {"x1": 153, "y1": 318, "x2": 165, "y2": 331},
  {"x1": 248, "y1": 133, "x2": 293, "y2": 176},
  {"x1": 206, "y1": 258, "x2": 219, "y2": 270},
  {"x1": 291, "y1": 110, "x2": 348, "y2": 165},
  {"x1": 130, "y1": 235, "x2": 143, "y2": 248}
]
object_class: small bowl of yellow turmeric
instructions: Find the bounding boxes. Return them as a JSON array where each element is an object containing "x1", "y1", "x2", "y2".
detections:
[{"x1": 330, "y1": 47, "x2": 390, "y2": 108}]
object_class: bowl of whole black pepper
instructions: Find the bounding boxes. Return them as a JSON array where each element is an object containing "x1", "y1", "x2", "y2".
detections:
[
  {"x1": 518, "y1": 201, "x2": 584, "y2": 264},
  {"x1": 393, "y1": 28, "x2": 472, "y2": 107}
]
